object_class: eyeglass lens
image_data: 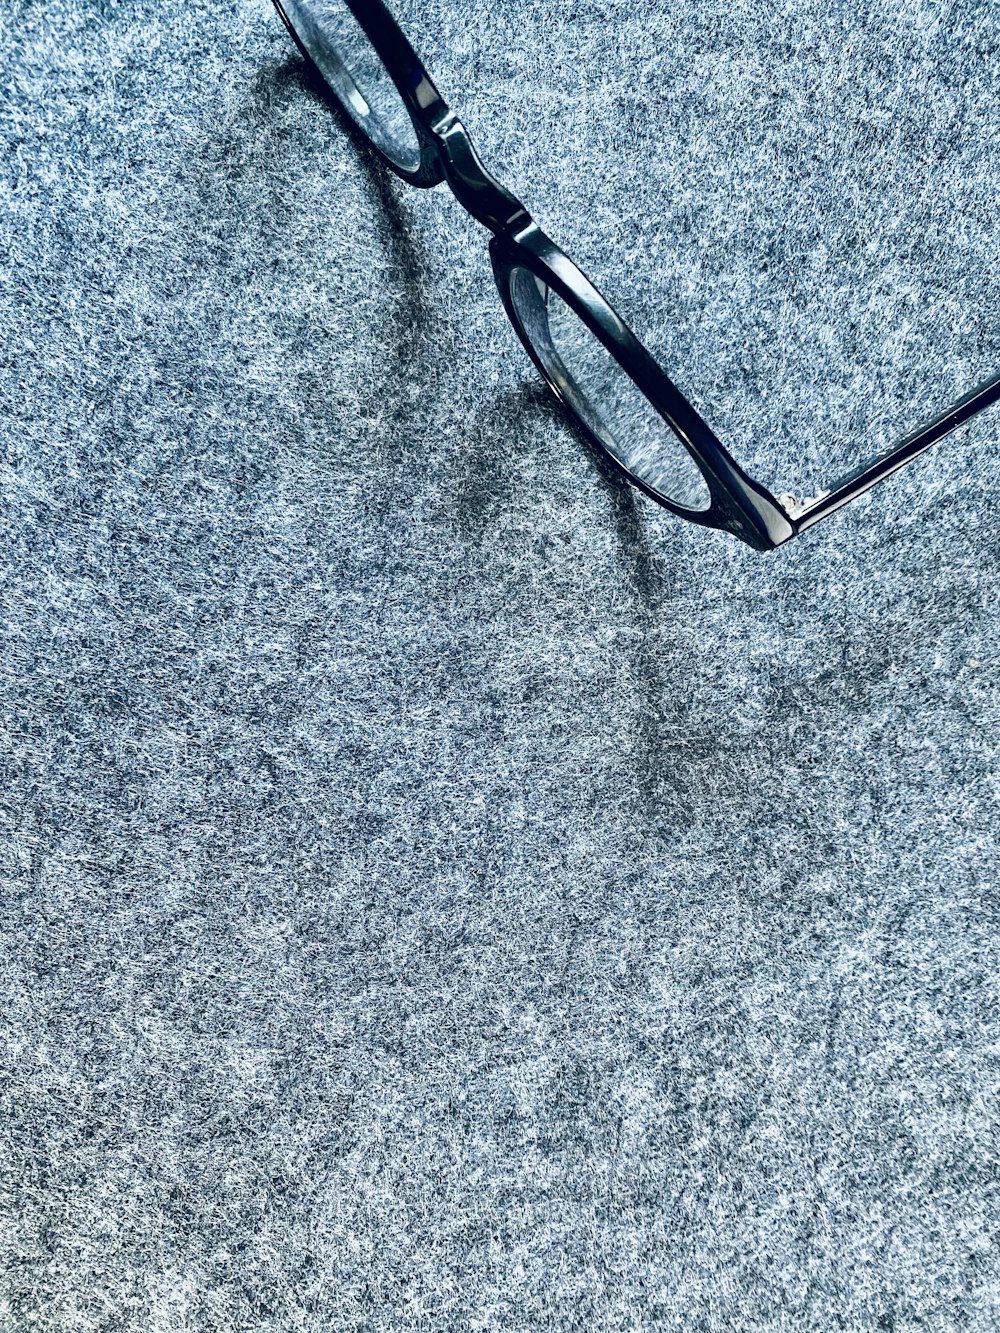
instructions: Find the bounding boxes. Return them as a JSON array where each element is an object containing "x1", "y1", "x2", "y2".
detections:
[
  {"x1": 280, "y1": 0, "x2": 422, "y2": 171},
  {"x1": 509, "y1": 267, "x2": 712, "y2": 512}
]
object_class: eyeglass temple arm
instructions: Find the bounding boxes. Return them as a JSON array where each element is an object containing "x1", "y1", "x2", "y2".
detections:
[{"x1": 787, "y1": 370, "x2": 1000, "y2": 535}]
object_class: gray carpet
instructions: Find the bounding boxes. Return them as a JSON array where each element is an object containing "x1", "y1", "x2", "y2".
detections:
[{"x1": 2, "y1": 0, "x2": 999, "y2": 1327}]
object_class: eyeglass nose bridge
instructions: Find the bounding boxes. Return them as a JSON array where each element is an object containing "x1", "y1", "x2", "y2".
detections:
[{"x1": 430, "y1": 112, "x2": 533, "y2": 237}]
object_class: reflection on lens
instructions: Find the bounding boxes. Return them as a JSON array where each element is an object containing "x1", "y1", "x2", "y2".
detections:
[
  {"x1": 279, "y1": 0, "x2": 421, "y2": 171},
  {"x1": 509, "y1": 267, "x2": 711, "y2": 511}
]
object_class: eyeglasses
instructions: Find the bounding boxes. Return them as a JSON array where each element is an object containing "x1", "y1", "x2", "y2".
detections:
[{"x1": 270, "y1": 0, "x2": 1000, "y2": 552}]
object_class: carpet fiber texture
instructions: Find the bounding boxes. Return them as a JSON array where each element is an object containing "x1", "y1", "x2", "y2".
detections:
[{"x1": 2, "y1": 0, "x2": 999, "y2": 1328}]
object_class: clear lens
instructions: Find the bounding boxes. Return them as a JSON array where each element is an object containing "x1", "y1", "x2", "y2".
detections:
[
  {"x1": 509, "y1": 267, "x2": 712, "y2": 512},
  {"x1": 279, "y1": 0, "x2": 422, "y2": 172}
]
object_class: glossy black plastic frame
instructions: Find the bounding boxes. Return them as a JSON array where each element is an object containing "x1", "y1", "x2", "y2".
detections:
[{"x1": 273, "y1": 0, "x2": 1000, "y2": 551}]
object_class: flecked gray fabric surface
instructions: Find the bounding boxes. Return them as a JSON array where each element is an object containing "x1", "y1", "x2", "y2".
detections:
[{"x1": 2, "y1": 0, "x2": 999, "y2": 1328}]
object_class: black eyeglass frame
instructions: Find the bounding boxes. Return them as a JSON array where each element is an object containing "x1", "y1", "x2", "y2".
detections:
[{"x1": 272, "y1": 0, "x2": 1000, "y2": 552}]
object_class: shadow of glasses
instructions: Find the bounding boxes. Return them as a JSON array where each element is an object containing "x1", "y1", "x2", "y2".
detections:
[{"x1": 261, "y1": 48, "x2": 698, "y2": 825}]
